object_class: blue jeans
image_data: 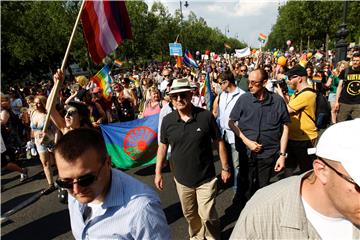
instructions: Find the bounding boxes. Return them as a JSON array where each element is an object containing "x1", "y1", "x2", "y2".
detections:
[{"x1": 224, "y1": 140, "x2": 240, "y2": 193}]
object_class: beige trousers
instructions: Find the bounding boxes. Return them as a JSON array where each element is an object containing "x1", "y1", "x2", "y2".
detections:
[{"x1": 174, "y1": 177, "x2": 220, "y2": 240}]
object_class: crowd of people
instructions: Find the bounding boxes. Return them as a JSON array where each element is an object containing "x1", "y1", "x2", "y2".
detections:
[{"x1": 1, "y1": 45, "x2": 359, "y2": 239}]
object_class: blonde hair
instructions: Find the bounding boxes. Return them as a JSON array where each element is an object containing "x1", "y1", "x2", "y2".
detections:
[
  {"x1": 75, "y1": 75, "x2": 89, "y2": 87},
  {"x1": 35, "y1": 95, "x2": 47, "y2": 112},
  {"x1": 336, "y1": 60, "x2": 349, "y2": 72},
  {"x1": 149, "y1": 86, "x2": 159, "y2": 94}
]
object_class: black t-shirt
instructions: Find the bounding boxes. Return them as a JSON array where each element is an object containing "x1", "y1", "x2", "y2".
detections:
[
  {"x1": 160, "y1": 106, "x2": 221, "y2": 187},
  {"x1": 339, "y1": 68, "x2": 360, "y2": 104}
]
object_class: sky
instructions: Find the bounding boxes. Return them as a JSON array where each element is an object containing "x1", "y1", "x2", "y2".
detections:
[{"x1": 144, "y1": 0, "x2": 286, "y2": 48}]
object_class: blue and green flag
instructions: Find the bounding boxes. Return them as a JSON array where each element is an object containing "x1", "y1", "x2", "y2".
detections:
[{"x1": 100, "y1": 114, "x2": 159, "y2": 169}]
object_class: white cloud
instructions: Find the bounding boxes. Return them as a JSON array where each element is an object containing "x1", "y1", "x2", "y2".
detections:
[
  {"x1": 207, "y1": 1, "x2": 272, "y2": 17},
  {"x1": 144, "y1": 0, "x2": 280, "y2": 47}
]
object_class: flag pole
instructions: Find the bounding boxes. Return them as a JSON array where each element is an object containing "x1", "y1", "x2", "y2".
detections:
[{"x1": 43, "y1": 0, "x2": 86, "y2": 132}]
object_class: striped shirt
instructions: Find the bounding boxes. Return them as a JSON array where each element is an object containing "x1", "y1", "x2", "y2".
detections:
[{"x1": 68, "y1": 169, "x2": 170, "y2": 240}]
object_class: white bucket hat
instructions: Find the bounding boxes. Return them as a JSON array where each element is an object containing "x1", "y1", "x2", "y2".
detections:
[
  {"x1": 168, "y1": 78, "x2": 192, "y2": 94},
  {"x1": 313, "y1": 119, "x2": 360, "y2": 185}
]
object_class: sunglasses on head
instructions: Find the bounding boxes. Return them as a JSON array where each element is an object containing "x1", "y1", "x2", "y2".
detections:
[
  {"x1": 56, "y1": 161, "x2": 105, "y2": 189},
  {"x1": 170, "y1": 92, "x2": 188, "y2": 100}
]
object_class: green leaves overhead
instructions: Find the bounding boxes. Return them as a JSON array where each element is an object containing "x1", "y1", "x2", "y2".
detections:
[
  {"x1": 266, "y1": 1, "x2": 360, "y2": 51},
  {"x1": 1, "y1": 0, "x2": 246, "y2": 85}
]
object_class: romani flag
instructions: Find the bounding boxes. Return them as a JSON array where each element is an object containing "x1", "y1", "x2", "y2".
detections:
[
  {"x1": 100, "y1": 114, "x2": 159, "y2": 169},
  {"x1": 81, "y1": 0, "x2": 132, "y2": 65},
  {"x1": 183, "y1": 49, "x2": 199, "y2": 68},
  {"x1": 258, "y1": 33, "x2": 267, "y2": 43},
  {"x1": 91, "y1": 65, "x2": 113, "y2": 100}
]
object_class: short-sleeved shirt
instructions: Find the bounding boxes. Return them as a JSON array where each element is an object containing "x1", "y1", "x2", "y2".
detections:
[
  {"x1": 230, "y1": 171, "x2": 360, "y2": 239},
  {"x1": 230, "y1": 91, "x2": 290, "y2": 158},
  {"x1": 288, "y1": 89, "x2": 318, "y2": 141},
  {"x1": 339, "y1": 68, "x2": 360, "y2": 104},
  {"x1": 161, "y1": 106, "x2": 221, "y2": 187}
]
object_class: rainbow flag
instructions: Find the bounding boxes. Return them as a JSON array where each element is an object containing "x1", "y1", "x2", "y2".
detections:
[
  {"x1": 204, "y1": 72, "x2": 214, "y2": 111},
  {"x1": 100, "y1": 114, "x2": 159, "y2": 169},
  {"x1": 114, "y1": 59, "x2": 123, "y2": 67},
  {"x1": 91, "y1": 65, "x2": 113, "y2": 100},
  {"x1": 258, "y1": 33, "x2": 267, "y2": 43}
]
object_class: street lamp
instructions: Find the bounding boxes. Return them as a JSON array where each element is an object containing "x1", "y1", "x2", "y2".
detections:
[
  {"x1": 335, "y1": 1, "x2": 349, "y2": 64},
  {"x1": 224, "y1": 25, "x2": 230, "y2": 38},
  {"x1": 179, "y1": 1, "x2": 189, "y2": 22}
]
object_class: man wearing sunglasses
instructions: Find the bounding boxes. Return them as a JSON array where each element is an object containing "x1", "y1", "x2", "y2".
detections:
[
  {"x1": 230, "y1": 119, "x2": 360, "y2": 239},
  {"x1": 229, "y1": 69, "x2": 290, "y2": 200},
  {"x1": 277, "y1": 65, "x2": 318, "y2": 176},
  {"x1": 235, "y1": 64, "x2": 249, "y2": 92},
  {"x1": 54, "y1": 128, "x2": 170, "y2": 239},
  {"x1": 155, "y1": 78, "x2": 231, "y2": 240}
]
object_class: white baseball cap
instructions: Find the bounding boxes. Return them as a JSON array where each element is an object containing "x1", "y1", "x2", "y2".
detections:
[{"x1": 313, "y1": 119, "x2": 360, "y2": 185}]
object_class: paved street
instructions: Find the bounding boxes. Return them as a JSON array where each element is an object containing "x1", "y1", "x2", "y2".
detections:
[{"x1": 1, "y1": 154, "x2": 241, "y2": 240}]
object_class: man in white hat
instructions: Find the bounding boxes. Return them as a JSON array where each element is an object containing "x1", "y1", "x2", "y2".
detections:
[
  {"x1": 155, "y1": 78, "x2": 231, "y2": 240},
  {"x1": 230, "y1": 119, "x2": 360, "y2": 239}
]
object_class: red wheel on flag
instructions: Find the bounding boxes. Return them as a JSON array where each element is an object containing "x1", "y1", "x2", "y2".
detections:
[{"x1": 123, "y1": 126, "x2": 158, "y2": 161}]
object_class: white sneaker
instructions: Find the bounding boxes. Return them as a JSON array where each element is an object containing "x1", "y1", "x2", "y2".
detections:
[{"x1": 20, "y1": 168, "x2": 28, "y2": 182}]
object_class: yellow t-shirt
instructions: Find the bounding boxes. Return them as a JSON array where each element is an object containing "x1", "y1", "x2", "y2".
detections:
[{"x1": 288, "y1": 90, "x2": 318, "y2": 141}]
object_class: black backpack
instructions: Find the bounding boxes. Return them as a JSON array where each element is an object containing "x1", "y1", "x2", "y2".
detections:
[{"x1": 297, "y1": 88, "x2": 331, "y2": 129}]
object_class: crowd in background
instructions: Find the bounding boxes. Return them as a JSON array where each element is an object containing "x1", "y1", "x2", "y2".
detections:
[{"x1": 1, "y1": 45, "x2": 359, "y2": 194}]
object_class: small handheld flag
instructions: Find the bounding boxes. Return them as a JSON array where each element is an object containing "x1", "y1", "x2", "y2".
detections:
[
  {"x1": 91, "y1": 65, "x2": 113, "y2": 100},
  {"x1": 183, "y1": 49, "x2": 199, "y2": 68},
  {"x1": 114, "y1": 59, "x2": 123, "y2": 67},
  {"x1": 258, "y1": 33, "x2": 267, "y2": 44}
]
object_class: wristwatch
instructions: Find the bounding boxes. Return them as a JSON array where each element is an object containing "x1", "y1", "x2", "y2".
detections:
[{"x1": 279, "y1": 152, "x2": 288, "y2": 158}]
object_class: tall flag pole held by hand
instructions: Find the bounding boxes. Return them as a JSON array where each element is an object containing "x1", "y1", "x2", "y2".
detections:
[
  {"x1": 43, "y1": 0, "x2": 87, "y2": 132},
  {"x1": 43, "y1": 0, "x2": 133, "y2": 132}
]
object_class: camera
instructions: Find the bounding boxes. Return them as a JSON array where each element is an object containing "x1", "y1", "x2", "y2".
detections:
[{"x1": 270, "y1": 79, "x2": 288, "y2": 95}]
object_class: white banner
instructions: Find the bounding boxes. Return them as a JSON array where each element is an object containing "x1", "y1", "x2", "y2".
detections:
[{"x1": 235, "y1": 47, "x2": 250, "y2": 58}]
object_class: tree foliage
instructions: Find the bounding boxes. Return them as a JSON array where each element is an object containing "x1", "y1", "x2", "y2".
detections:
[
  {"x1": 266, "y1": 1, "x2": 360, "y2": 51},
  {"x1": 1, "y1": 0, "x2": 245, "y2": 85}
]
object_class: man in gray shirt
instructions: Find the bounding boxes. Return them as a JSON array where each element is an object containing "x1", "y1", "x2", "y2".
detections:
[{"x1": 230, "y1": 119, "x2": 360, "y2": 239}]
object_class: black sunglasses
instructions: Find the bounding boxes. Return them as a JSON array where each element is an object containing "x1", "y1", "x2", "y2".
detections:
[
  {"x1": 170, "y1": 92, "x2": 188, "y2": 100},
  {"x1": 320, "y1": 158, "x2": 360, "y2": 192},
  {"x1": 56, "y1": 162, "x2": 105, "y2": 189},
  {"x1": 65, "y1": 110, "x2": 78, "y2": 117},
  {"x1": 289, "y1": 75, "x2": 299, "y2": 80}
]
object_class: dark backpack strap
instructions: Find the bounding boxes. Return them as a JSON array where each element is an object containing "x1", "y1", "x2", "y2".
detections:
[{"x1": 294, "y1": 88, "x2": 317, "y2": 124}]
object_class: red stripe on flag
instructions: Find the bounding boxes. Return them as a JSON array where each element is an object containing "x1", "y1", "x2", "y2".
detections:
[
  {"x1": 81, "y1": 0, "x2": 132, "y2": 65},
  {"x1": 82, "y1": 1, "x2": 106, "y2": 64}
]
